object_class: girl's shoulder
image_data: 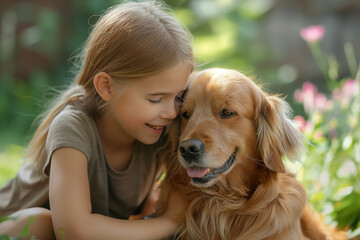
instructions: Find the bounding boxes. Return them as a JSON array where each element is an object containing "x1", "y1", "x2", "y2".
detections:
[
  {"x1": 46, "y1": 105, "x2": 98, "y2": 157},
  {"x1": 53, "y1": 105, "x2": 92, "y2": 127},
  {"x1": 49, "y1": 105, "x2": 97, "y2": 141}
]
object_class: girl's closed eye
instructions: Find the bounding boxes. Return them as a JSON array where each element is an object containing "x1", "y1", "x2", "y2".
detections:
[{"x1": 148, "y1": 98, "x2": 162, "y2": 103}]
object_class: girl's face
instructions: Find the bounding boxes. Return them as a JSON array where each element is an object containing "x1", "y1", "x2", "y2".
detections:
[{"x1": 109, "y1": 62, "x2": 191, "y2": 145}]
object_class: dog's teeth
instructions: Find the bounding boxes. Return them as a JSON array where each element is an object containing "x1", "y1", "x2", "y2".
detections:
[{"x1": 206, "y1": 169, "x2": 211, "y2": 175}]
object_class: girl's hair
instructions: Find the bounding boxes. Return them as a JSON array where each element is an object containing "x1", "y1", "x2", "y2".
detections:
[{"x1": 25, "y1": 0, "x2": 193, "y2": 162}]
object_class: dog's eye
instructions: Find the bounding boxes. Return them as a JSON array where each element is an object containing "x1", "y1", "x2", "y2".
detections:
[
  {"x1": 182, "y1": 111, "x2": 190, "y2": 119},
  {"x1": 220, "y1": 109, "x2": 236, "y2": 118}
]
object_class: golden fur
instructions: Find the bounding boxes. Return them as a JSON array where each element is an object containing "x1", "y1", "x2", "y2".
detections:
[{"x1": 157, "y1": 68, "x2": 347, "y2": 240}]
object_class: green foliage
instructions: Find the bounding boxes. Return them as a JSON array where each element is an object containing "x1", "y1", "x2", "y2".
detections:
[
  {"x1": 0, "y1": 217, "x2": 36, "y2": 240},
  {"x1": 0, "y1": 145, "x2": 23, "y2": 187},
  {"x1": 334, "y1": 191, "x2": 360, "y2": 230},
  {"x1": 59, "y1": 228, "x2": 66, "y2": 240},
  {"x1": 19, "y1": 217, "x2": 35, "y2": 238}
]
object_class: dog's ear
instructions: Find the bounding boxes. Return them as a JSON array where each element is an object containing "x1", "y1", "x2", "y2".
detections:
[{"x1": 254, "y1": 94, "x2": 304, "y2": 172}]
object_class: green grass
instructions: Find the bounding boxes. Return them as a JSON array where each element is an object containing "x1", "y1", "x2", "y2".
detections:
[{"x1": 0, "y1": 145, "x2": 24, "y2": 187}]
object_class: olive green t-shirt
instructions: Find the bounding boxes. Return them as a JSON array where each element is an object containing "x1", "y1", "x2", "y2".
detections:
[{"x1": 0, "y1": 105, "x2": 164, "y2": 218}]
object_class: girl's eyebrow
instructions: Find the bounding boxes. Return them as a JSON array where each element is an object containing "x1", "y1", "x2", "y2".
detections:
[
  {"x1": 147, "y1": 92, "x2": 169, "y2": 96},
  {"x1": 147, "y1": 89, "x2": 188, "y2": 96}
]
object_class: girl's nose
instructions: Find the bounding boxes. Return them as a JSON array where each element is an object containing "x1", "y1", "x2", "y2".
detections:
[{"x1": 161, "y1": 101, "x2": 178, "y2": 120}]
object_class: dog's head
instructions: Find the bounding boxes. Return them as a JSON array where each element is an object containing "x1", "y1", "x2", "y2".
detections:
[{"x1": 174, "y1": 68, "x2": 304, "y2": 188}]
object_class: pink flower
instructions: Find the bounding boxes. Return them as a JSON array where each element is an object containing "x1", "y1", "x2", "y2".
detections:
[
  {"x1": 300, "y1": 25, "x2": 326, "y2": 43},
  {"x1": 314, "y1": 130, "x2": 323, "y2": 140},
  {"x1": 294, "y1": 82, "x2": 316, "y2": 104},
  {"x1": 303, "y1": 82, "x2": 317, "y2": 94},
  {"x1": 302, "y1": 82, "x2": 317, "y2": 113},
  {"x1": 294, "y1": 115, "x2": 306, "y2": 131},
  {"x1": 293, "y1": 115, "x2": 314, "y2": 133},
  {"x1": 294, "y1": 82, "x2": 331, "y2": 113},
  {"x1": 342, "y1": 79, "x2": 359, "y2": 97},
  {"x1": 315, "y1": 93, "x2": 327, "y2": 111},
  {"x1": 336, "y1": 79, "x2": 360, "y2": 106},
  {"x1": 294, "y1": 89, "x2": 304, "y2": 103}
]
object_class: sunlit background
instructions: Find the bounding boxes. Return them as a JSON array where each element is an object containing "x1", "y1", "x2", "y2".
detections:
[{"x1": 0, "y1": 0, "x2": 359, "y2": 237}]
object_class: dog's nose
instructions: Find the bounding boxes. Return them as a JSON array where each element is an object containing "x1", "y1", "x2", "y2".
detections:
[{"x1": 179, "y1": 139, "x2": 204, "y2": 160}]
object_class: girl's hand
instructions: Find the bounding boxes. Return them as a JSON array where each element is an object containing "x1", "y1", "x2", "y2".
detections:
[{"x1": 128, "y1": 181, "x2": 160, "y2": 220}]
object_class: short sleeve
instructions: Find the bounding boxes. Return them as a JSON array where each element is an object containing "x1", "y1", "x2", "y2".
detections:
[{"x1": 43, "y1": 107, "x2": 93, "y2": 175}]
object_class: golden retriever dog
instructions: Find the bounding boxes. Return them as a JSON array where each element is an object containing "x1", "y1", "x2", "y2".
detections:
[{"x1": 157, "y1": 68, "x2": 347, "y2": 240}]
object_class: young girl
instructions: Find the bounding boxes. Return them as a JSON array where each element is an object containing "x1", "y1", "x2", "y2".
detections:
[{"x1": 0, "y1": 1, "x2": 193, "y2": 239}]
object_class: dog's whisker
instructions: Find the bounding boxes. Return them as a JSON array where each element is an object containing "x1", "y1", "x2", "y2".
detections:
[
  {"x1": 160, "y1": 150, "x2": 177, "y2": 161},
  {"x1": 167, "y1": 157, "x2": 181, "y2": 180},
  {"x1": 163, "y1": 151, "x2": 182, "y2": 180}
]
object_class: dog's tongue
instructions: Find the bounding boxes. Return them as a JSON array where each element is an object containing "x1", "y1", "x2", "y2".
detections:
[{"x1": 187, "y1": 167, "x2": 210, "y2": 178}]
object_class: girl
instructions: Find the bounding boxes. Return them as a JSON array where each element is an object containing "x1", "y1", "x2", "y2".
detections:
[{"x1": 0, "y1": 1, "x2": 193, "y2": 239}]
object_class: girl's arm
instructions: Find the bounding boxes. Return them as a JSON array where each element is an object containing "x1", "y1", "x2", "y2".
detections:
[{"x1": 49, "y1": 147, "x2": 183, "y2": 240}]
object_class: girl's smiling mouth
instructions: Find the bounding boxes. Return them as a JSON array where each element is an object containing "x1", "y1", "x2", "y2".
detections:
[{"x1": 146, "y1": 123, "x2": 166, "y2": 133}]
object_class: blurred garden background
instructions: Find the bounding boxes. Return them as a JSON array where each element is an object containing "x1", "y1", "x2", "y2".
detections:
[{"x1": 0, "y1": 0, "x2": 359, "y2": 238}]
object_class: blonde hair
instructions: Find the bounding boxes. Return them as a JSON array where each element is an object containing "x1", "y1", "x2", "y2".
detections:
[{"x1": 25, "y1": 1, "x2": 193, "y2": 162}]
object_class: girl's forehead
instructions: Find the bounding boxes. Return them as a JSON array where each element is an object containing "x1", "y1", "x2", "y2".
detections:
[{"x1": 134, "y1": 62, "x2": 191, "y2": 94}]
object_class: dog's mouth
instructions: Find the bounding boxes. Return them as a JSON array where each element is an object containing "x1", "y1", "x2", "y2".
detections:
[{"x1": 186, "y1": 148, "x2": 238, "y2": 185}]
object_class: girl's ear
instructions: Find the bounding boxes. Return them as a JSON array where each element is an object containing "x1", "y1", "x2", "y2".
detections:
[
  {"x1": 255, "y1": 94, "x2": 304, "y2": 173},
  {"x1": 94, "y1": 72, "x2": 113, "y2": 101}
]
